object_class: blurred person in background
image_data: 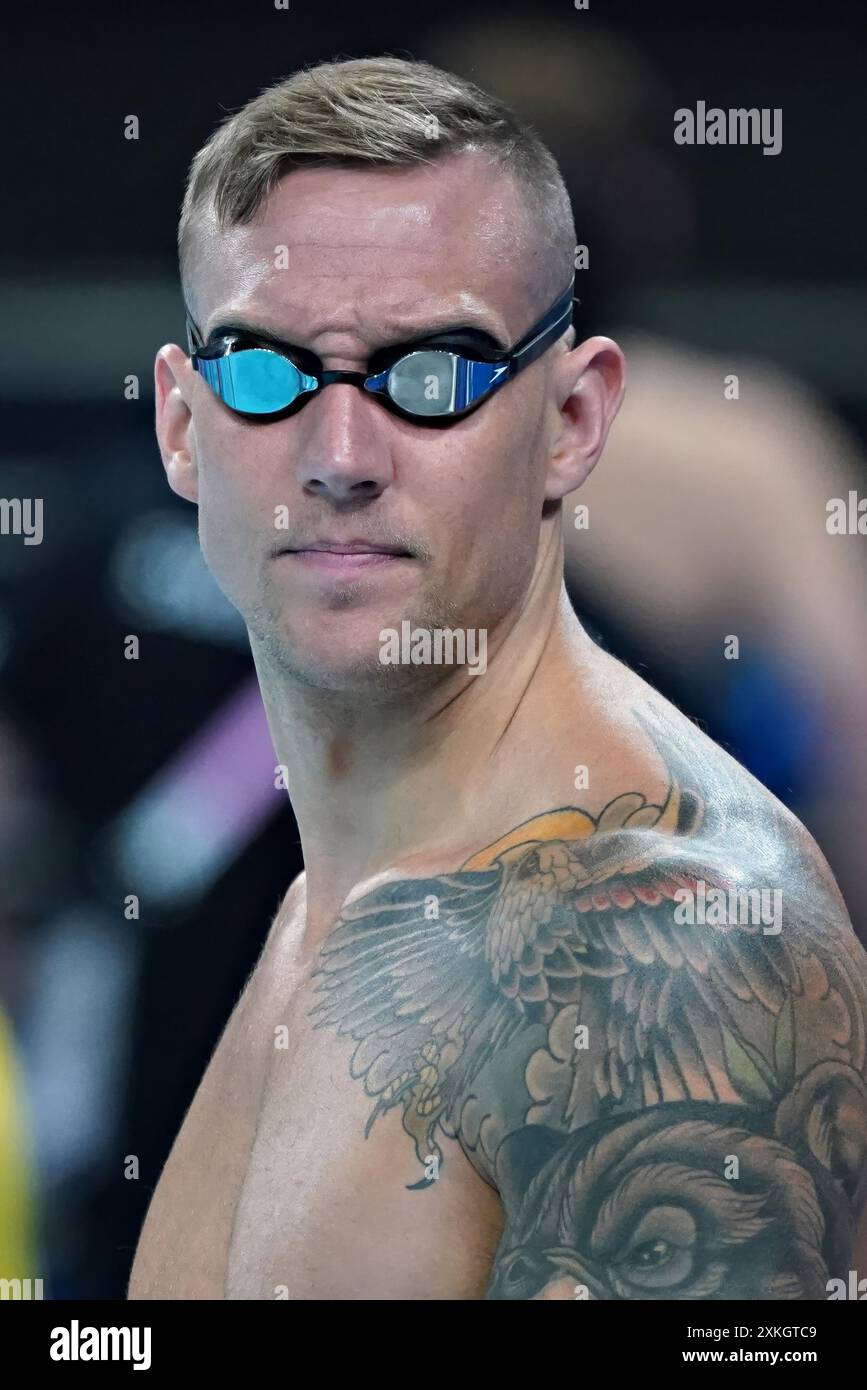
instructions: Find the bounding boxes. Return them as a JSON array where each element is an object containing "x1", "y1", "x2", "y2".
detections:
[
  {"x1": 0, "y1": 718, "x2": 55, "y2": 1295},
  {"x1": 427, "y1": 18, "x2": 867, "y2": 936},
  {"x1": 0, "y1": 1006, "x2": 37, "y2": 1290}
]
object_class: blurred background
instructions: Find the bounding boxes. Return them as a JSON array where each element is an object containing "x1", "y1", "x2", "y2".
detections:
[{"x1": 1, "y1": 0, "x2": 865, "y2": 1297}]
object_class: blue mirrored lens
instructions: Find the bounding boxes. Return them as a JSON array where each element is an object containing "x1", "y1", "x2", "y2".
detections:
[{"x1": 197, "y1": 348, "x2": 316, "y2": 414}]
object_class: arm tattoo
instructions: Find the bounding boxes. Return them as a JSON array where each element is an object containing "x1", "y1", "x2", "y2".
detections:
[{"x1": 309, "y1": 704, "x2": 867, "y2": 1299}]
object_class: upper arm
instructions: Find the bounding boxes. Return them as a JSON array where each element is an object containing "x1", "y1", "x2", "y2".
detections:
[
  {"x1": 478, "y1": 833, "x2": 867, "y2": 1300},
  {"x1": 307, "y1": 720, "x2": 867, "y2": 1303}
]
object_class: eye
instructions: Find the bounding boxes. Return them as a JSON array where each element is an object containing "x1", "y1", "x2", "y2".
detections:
[
  {"x1": 516, "y1": 850, "x2": 541, "y2": 880},
  {"x1": 384, "y1": 351, "x2": 459, "y2": 416},
  {"x1": 500, "y1": 1251, "x2": 547, "y2": 1297},
  {"x1": 632, "y1": 1239, "x2": 673, "y2": 1269},
  {"x1": 614, "y1": 1204, "x2": 698, "y2": 1290},
  {"x1": 506, "y1": 1255, "x2": 535, "y2": 1285}
]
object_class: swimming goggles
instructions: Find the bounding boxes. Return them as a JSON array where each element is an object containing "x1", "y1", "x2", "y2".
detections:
[{"x1": 186, "y1": 280, "x2": 576, "y2": 425}]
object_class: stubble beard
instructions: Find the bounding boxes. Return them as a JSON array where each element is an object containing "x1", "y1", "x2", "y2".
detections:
[{"x1": 247, "y1": 574, "x2": 472, "y2": 704}]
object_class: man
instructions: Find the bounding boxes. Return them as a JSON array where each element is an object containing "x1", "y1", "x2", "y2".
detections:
[{"x1": 129, "y1": 56, "x2": 867, "y2": 1300}]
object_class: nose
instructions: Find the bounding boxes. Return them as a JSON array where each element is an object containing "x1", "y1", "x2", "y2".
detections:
[{"x1": 294, "y1": 379, "x2": 394, "y2": 502}]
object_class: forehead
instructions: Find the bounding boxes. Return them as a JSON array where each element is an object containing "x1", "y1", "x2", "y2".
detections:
[{"x1": 190, "y1": 151, "x2": 539, "y2": 342}]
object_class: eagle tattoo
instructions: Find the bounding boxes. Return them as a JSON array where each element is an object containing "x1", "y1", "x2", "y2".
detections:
[{"x1": 309, "y1": 707, "x2": 867, "y2": 1297}]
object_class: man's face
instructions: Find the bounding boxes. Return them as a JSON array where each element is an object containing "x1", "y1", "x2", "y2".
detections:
[{"x1": 162, "y1": 152, "x2": 571, "y2": 692}]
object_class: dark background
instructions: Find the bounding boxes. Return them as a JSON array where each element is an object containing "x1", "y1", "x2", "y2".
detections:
[{"x1": 1, "y1": 0, "x2": 864, "y2": 1297}]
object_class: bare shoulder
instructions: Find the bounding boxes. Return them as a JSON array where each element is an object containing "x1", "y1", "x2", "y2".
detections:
[
  {"x1": 478, "y1": 703, "x2": 867, "y2": 1298},
  {"x1": 258, "y1": 869, "x2": 307, "y2": 957},
  {"x1": 278, "y1": 868, "x2": 308, "y2": 923},
  {"x1": 307, "y1": 696, "x2": 867, "y2": 1298},
  {"x1": 592, "y1": 684, "x2": 850, "y2": 913}
]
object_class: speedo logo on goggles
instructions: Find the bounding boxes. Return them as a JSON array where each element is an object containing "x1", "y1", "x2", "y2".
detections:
[{"x1": 185, "y1": 280, "x2": 576, "y2": 424}]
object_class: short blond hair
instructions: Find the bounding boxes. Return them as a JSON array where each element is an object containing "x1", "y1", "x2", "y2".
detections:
[{"x1": 178, "y1": 55, "x2": 576, "y2": 316}]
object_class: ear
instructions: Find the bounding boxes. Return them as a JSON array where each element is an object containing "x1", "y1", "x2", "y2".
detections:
[
  {"x1": 155, "y1": 343, "x2": 199, "y2": 504},
  {"x1": 775, "y1": 1061, "x2": 867, "y2": 1206},
  {"x1": 544, "y1": 336, "x2": 626, "y2": 502}
]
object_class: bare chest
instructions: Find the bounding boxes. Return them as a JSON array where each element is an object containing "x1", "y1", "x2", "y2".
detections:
[{"x1": 128, "y1": 916, "x2": 503, "y2": 1300}]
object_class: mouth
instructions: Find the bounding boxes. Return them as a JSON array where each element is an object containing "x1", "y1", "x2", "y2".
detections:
[{"x1": 277, "y1": 540, "x2": 414, "y2": 574}]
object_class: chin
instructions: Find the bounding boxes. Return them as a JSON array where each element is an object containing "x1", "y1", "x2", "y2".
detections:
[
  {"x1": 256, "y1": 620, "x2": 480, "y2": 700},
  {"x1": 248, "y1": 580, "x2": 488, "y2": 695},
  {"x1": 250, "y1": 619, "x2": 404, "y2": 695}
]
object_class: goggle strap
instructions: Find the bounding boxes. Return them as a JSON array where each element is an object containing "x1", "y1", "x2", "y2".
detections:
[
  {"x1": 184, "y1": 306, "x2": 204, "y2": 358},
  {"x1": 507, "y1": 283, "x2": 576, "y2": 378}
]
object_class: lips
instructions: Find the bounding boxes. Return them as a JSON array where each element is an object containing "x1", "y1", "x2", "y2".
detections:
[
  {"x1": 289, "y1": 541, "x2": 411, "y2": 556},
  {"x1": 277, "y1": 540, "x2": 413, "y2": 575}
]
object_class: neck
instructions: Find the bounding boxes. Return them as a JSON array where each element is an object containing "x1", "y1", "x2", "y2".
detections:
[{"x1": 251, "y1": 532, "x2": 596, "y2": 938}]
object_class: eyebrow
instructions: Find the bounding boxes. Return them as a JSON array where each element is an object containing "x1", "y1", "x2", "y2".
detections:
[{"x1": 202, "y1": 313, "x2": 509, "y2": 356}]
